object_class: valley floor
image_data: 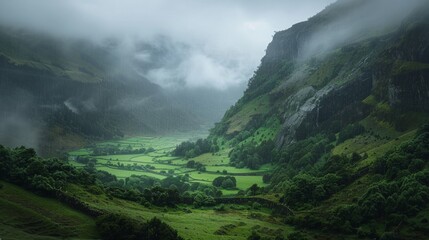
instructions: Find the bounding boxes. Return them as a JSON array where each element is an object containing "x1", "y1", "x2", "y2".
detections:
[{"x1": 68, "y1": 131, "x2": 271, "y2": 195}]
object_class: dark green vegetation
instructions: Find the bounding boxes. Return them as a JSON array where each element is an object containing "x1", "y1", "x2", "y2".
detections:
[
  {"x1": 212, "y1": 176, "x2": 237, "y2": 189},
  {"x1": 0, "y1": 181, "x2": 99, "y2": 239},
  {"x1": 172, "y1": 138, "x2": 218, "y2": 158},
  {"x1": 96, "y1": 215, "x2": 183, "y2": 240},
  {"x1": 282, "y1": 128, "x2": 429, "y2": 234},
  {"x1": 229, "y1": 140, "x2": 275, "y2": 169}
]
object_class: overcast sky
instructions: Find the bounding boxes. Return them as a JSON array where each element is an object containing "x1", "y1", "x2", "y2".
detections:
[{"x1": 0, "y1": 0, "x2": 335, "y2": 90}]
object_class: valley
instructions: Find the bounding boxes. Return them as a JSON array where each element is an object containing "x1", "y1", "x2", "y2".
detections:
[
  {"x1": 1, "y1": 0, "x2": 429, "y2": 239},
  {"x1": 68, "y1": 131, "x2": 270, "y2": 195}
]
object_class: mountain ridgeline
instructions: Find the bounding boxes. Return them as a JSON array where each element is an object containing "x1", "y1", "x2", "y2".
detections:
[
  {"x1": 0, "y1": 27, "x2": 200, "y2": 156},
  {"x1": 214, "y1": 0, "x2": 429, "y2": 145},
  {"x1": 206, "y1": 0, "x2": 429, "y2": 238}
]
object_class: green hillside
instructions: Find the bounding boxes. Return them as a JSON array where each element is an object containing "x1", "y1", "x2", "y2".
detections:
[
  {"x1": 203, "y1": 0, "x2": 429, "y2": 239},
  {"x1": 0, "y1": 181, "x2": 98, "y2": 239},
  {"x1": 0, "y1": 26, "x2": 110, "y2": 83}
]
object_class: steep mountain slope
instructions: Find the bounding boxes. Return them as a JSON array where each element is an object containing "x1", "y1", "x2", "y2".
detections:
[
  {"x1": 0, "y1": 26, "x2": 200, "y2": 156},
  {"x1": 213, "y1": 0, "x2": 429, "y2": 146},
  {"x1": 208, "y1": 0, "x2": 429, "y2": 238}
]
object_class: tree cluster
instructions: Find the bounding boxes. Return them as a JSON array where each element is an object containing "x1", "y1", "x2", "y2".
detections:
[
  {"x1": 172, "y1": 138, "x2": 218, "y2": 158},
  {"x1": 186, "y1": 160, "x2": 206, "y2": 172},
  {"x1": 96, "y1": 215, "x2": 183, "y2": 240},
  {"x1": 97, "y1": 172, "x2": 222, "y2": 207},
  {"x1": 285, "y1": 125, "x2": 429, "y2": 236},
  {"x1": 212, "y1": 176, "x2": 237, "y2": 189},
  {"x1": 229, "y1": 140, "x2": 275, "y2": 170},
  {"x1": 337, "y1": 123, "x2": 365, "y2": 144},
  {"x1": 90, "y1": 144, "x2": 154, "y2": 156},
  {"x1": 0, "y1": 146, "x2": 94, "y2": 193}
]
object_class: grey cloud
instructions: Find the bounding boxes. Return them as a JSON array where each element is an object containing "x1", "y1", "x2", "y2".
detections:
[
  {"x1": 0, "y1": 89, "x2": 41, "y2": 150},
  {"x1": 300, "y1": 0, "x2": 427, "y2": 60},
  {"x1": 0, "y1": 0, "x2": 334, "y2": 90}
]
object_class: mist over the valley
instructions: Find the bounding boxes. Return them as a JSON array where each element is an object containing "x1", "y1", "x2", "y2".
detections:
[
  {"x1": 0, "y1": 0, "x2": 334, "y2": 151},
  {"x1": 0, "y1": 0, "x2": 425, "y2": 151},
  {"x1": 0, "y1": 0, "x2": 334, "y2": 90}
]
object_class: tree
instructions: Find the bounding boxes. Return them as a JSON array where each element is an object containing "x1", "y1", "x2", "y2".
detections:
[
  {"x1": 96, "y1": 214, "x2": 139, "y2": 240},
  {"x1": 249, "y1": 184, "x2": 260, "y2": 196},
  {"x1": 139, "y1": 217, "x2": 183, "y2": 240},
  {"x1": 212, "y1": 176, "x2": 224, "y2": 187},
  {"x1": 222, "y1": 179, "x2": 235, "y2": 189},
  {"x1": 252, "y1": 202, "x2": 262, "y2": 210},
  {"x1": 247, "y1": 231, "x2": 261, "y2": 240},
  {"x1": 186, "y1": 160, "x2": 195, "y2": 168},
  {"x1": 262, "y1": 174, "x2": 271, "y2": 184},
  {"x1": 212, "y1": 176, "x2": 236, "y2": 189},
  {"x1": 193, "y1": 192, "x2": 215, "y2": 207},
  {"x1": 248, "y1": 154, "x2": 262, "y2": 170},
  {"x1": 97, "y1": 215, "x2": 183, "y2": 240}
]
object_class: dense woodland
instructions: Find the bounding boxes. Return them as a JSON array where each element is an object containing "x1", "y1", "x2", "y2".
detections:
[{"x1": 172, "y1": 138, "x2": 219, "y2": 158}]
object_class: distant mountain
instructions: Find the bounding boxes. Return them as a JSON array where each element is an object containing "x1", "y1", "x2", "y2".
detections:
[
  {"x1": 0, "y1": 26, "x2": 201, "y2": 156},
  {"x1": 131, "y1": 37, "x2": 247, "y2": 124}
]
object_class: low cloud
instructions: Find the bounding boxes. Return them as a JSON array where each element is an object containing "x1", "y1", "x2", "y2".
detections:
[
  {"x1": 0, "y1": 89, "x2": 41, "y2": 149},
  {"x1": 144, "y1": 50, "x2": 247, "y2": 90},
  {"x1": 300, "y1": 0, "x2": 427, "y2": 59},
  {"x1": 0, "y1": 0, "x2": 334, "y2": 90}
]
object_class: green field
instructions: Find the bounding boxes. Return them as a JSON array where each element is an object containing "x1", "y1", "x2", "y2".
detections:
[{"x1": 68, "y1": 131, "x2": 272, "y2": 194}]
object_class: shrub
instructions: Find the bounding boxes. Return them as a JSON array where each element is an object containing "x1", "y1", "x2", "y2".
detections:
[
  {"x1": 96, "y1": 214, "x2": 140, "y2": 240},
  {"x1": 214, "y1": 204, "x2": 226, "y2": 212},
  {"x1": 96, "y1": 215, "x2": 183, "y2": 240},
  {"x1": 247, "y1": 231, "x2": 261, "y2": 240},
  {"x1": 139, "y1": 217, "x2": 183, "y2": 240},
  {"x1": 287, "y1": 231, "x2": 308, "y2": 240},
  {"x1": 252, "y1": 202, "x2": 262, "y2": 210}
]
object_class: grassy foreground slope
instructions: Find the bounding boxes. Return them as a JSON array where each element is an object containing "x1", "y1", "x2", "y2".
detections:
[
  {"x1": 66, "y1": 184, "x2": 293, "y2": 240},
  {"x1": 0, "y1": 181, "x2": 98, "y2": 240}
]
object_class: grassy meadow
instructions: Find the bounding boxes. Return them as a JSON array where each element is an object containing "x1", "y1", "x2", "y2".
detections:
[
  {"x1": 68, "y1": 131, "x2": 270, "y2": 195},
  {"x1": 67, "y1": 184, "x2": 294, "y2": 240}
]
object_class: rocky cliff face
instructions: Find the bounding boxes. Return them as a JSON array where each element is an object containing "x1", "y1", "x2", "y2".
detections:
[{"x1": 213, "y1": 0, "x2": 429, "y2": 148}]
